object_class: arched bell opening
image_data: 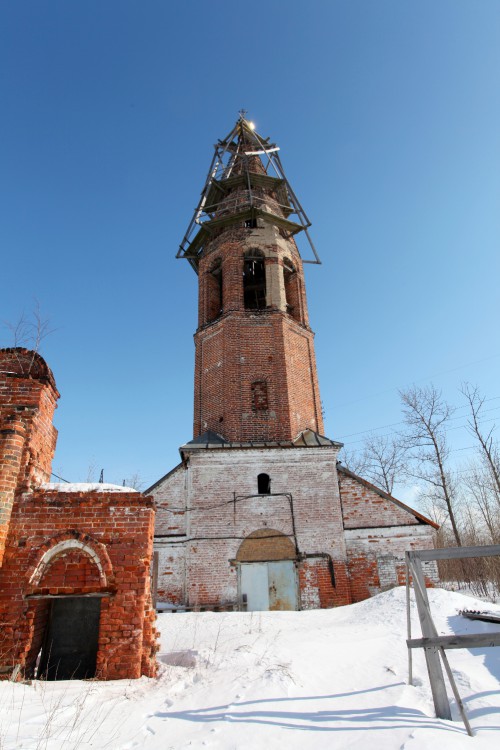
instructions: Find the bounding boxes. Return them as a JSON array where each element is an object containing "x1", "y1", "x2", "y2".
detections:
[
  {"x1": 243, "y1": 250, "x2": 266, "y2": 310},
  {"x1": 283, "y1": 257, "x2": 301, "y2": 323}
]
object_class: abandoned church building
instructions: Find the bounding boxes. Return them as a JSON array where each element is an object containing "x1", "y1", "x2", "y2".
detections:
[
  {"x1": 0, "y1": 117, "x2": 439, "y2": 685},
  {"x1": 148, "y1": 116, "x2": 439, "y2": 611},
  {"x1": 0, "y1": 348, "x2": 158, "y2": 680}
]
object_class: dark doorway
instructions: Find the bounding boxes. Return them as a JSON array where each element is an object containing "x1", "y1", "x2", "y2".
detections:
[{"x1": 38, "y1": 597, "x2": 101, "y2": 680}]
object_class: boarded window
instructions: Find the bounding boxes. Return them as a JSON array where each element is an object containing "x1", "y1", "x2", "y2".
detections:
[
  {"x1": 243, "y1": 250, "x2": 266, "y2": 310},
  {"x1": 252, "y1": 380, "x2": 268, "y2": 411}
]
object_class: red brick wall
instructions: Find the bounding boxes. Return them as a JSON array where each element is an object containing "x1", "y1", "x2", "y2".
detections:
[
  {"x1": 193, "y1": 200, "x2": 323, "y2": 443},
  {"x1": 0, "y1": 489, "x2": 158, "y2": 680},
  {"x1": 36, "y1": 548, "x2": 102, "y2": 592},
  {"x1": 194, "y1": 311, "x2": 323, "y2": 442},
  {"x1": 339, "y1": 470, "x2": 421, "y2": 528},
  {"x1": 0, "y1": 348, "x2": 59, "y2": 567},
  {"x1": 299, "y1": 559, "x2": 351, "y2": 609}
]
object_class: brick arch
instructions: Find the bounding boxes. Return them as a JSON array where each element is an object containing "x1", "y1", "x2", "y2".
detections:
[
  {"x1": 236, "y1": 529, "x2": 296, "y2": 562},
  {"x1": 27, "y1": 532, "x2": 113, "y2": 589}
]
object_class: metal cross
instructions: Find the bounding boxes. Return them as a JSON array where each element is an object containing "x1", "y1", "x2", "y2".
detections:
[{"x1": 238, "y1": 108, "x2": 248, "y2": 119}]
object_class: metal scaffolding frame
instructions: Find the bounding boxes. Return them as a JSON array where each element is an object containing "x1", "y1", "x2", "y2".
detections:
[{"x1": 177, "y1": 116, "x2": 321, "y2": 271}]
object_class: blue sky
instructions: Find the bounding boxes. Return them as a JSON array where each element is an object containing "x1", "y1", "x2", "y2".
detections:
[{"x1": 1, "y1": 1, "x2": 499, "y2": 493}]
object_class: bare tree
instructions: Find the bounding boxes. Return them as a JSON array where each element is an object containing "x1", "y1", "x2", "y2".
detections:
[
  {"x1": 362, "y1": 433, "x2": 407, "y2": 495},
  {"x1": 337, "y1": 446, "x2": 369, "y2": 476},
  {"x1": 85, "y1": 461, "x2": 98, "y2": 483},
  {"x1": 3, "y1": 300, "x2": 55, "y2": 374},
  {"x1": 462, "y1": 462, "x2": 500, "y2": 543},
  {"x1": 418, "y1": 494, "x2": 450, "y2": 529},
  {"x1": 461, "y1": 383, "x2": 500, "y2": 499},
  {"x1": 123, "y1": 472, "x2": 145, "y2": 491},
  {"x1": 400, "y1": 385, "x2": 462, "y2": 546}
]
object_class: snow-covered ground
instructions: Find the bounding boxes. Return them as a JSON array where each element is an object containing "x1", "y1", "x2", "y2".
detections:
[{"x1": 1, "y1": 587, "x2": 499, "y2": 749}]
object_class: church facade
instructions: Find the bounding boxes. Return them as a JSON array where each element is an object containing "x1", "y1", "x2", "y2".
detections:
[{"x1": 149, "y1": 117, "x2": 438, "y2": 611}]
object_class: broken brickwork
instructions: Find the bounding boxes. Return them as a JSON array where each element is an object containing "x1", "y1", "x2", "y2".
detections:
[
  {"x1": 0, "y1": 349, "x2": 59, "y2": 566},
  {"x1": 0, "y1": 348, "x2": 158, "y2": 680},
  {"x1": 338, "y1": 466, "x2": 439, "y2": 602}
]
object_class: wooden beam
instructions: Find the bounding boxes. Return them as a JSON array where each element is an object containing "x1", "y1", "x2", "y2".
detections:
[
  {"x1": 25, "y1": 592, "x2": 113, "y2": 600},
  {"x1": 408, "y1": 633, "x2": 500, "y2": 650},
  {"x1": 408, "y1": 544, "x2": 500, "y2": 562}
]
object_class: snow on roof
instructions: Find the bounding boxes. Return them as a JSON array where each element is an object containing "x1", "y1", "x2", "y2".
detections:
[{"x1": 39, "y1": 482, "x2": 139, "y2": 493}]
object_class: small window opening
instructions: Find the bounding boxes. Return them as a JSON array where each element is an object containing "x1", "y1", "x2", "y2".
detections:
[
  {"x1": 283, "y1": 258, "x2": 300, "y2": 322},
  {"x1": 243, "y1": 250, "x2": 266, "y2": 310},
  {"x1": 244, "y1": 218, "x2": 257, "y2": 228},
  {"x1": 258, "y1": 473, "x2": 271, "y2": 494},
  {"x1": 251, "y1": 380, "x2": 268, "y2": 411},
  {"x1": 207, "y1": 259, "x2": 223, "y2": 322}
]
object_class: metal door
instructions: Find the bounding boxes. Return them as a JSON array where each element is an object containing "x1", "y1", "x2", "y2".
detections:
[
  {"x1": 240, "y1": 561, "x2": 298, "y2": 611},
  {"x1": 268, "y1": 561, "x2": 298, "y2": 610},
  {"x1": 240, "y1": 563, "x2": 269, "y2": 611},
  {"x1": 38, "y1": 597, "x2": 101, "y2": 680}
]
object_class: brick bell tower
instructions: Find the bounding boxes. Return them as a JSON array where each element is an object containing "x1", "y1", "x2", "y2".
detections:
[
  {"x1": 178, "y1": 115, "x2": 324, "y2": 442},
  {"x1": 150, "y1": 115, "x2": 438, "y2": 613}
]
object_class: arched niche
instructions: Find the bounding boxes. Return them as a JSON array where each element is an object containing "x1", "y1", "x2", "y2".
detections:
[
  {"x1": 283, "y1": 257, "x2": 301, "y2": 322},
  {"x1": 206, "y1": 258, "x2": 223, "y2": 322},
  {"x1": 236, "y1": 529, "x2": 296, "y2": 562}
]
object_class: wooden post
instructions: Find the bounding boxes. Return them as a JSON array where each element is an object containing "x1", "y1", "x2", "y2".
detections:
[
  {"x1": 405, "y1": 554, "x2": 413, "y2": 685},
  {"x1": 408, "y1": 553, "x2": 452, "y2": 721}
]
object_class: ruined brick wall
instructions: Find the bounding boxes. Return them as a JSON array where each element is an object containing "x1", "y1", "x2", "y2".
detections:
[
  {"x1": 299, "y1": 558, "x2": 351, "y2": 609},
  {"x1": 0, "y1": 488, "x2": 158, "y2": 680},
  {"x1": 0, "y1": 348, "x2": 59, "y2": 567},
  {"x1": 152, "y1": 445, "x2": 351, "y2": 610},
  {"x1": 338, "y1": 466, "x2": 438, "y2": 601},
  {"x1": 345, "y1": 526, "x2": 439, "y2": 602}
]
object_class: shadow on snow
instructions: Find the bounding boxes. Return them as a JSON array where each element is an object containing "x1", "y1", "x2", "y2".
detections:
[{"x1": 156, "y1": 683, "x2": 474, "y2": 733}]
